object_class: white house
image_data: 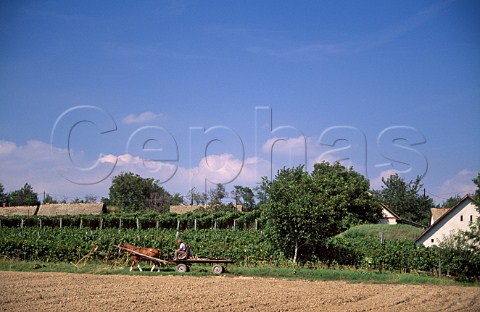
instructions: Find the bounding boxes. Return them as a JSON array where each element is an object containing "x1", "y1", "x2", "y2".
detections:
[
  {"x1": 415, "y1": 195, "x2": 479, "y2": 247},
  {"x1": 378, "y1": 204, "x2": 399, "y2": 225}
]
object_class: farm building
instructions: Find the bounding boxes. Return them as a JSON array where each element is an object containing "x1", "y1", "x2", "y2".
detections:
[
  {"x1": 0, "y1": 203, "x2": 106, "y2": 216},
  {"x1": 415, "y1": 195, "x2": 479, "y2": 247},
  {"x1": 170, "y1": 204, "x2": 244, "y2": 214},
  {"x1": 378, "y1": 204, "x2": 399, "y2": 225}
]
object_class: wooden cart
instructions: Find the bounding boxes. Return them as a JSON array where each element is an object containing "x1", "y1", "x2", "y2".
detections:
[{"x1": 116, "y1": 245, "x2": 234, "y2": 274}]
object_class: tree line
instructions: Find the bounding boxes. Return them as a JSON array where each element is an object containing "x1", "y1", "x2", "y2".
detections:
[{"x1": 1, "y1": 164, "x2": 479, "y2": 265}]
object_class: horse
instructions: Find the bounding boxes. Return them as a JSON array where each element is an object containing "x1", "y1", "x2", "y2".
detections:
[{"x1": 118, "y1": 242, "x2": 164, "y2": 272}]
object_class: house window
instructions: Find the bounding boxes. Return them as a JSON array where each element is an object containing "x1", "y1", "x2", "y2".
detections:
[
  {"x1": 431, "y1": 239, "x2": 434, "y2": 243},
  {"x1": 471, "y1": 215, "x2": 473, "y2": 222},
  {"x1": 460, "y1": 215, "x2": 463, "y2": 221}
]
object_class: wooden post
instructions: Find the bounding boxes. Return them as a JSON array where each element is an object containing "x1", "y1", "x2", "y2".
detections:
[
  {"x1": 119, "y1": 218, "x2": 122, "y2": 229},
  {"x1": 255, "y1": 219, "x2": 258, "y2": 231},
  {"x1": 59, "y1": 218, "x2": 63, "y2": 228},
  {"x1": 156, "y1": 220, "x2": 159, "y2": 229},
  {"x1": 136, "y1": 217, "x2": 140, "y2": 230},
  {"x1": 21, "y1": 219, "x2": 24, "y2": 228},
  {"x1": 39, "y1": 218, "x2": 42, "y2": 229},
  {"x1": 233, "y1": 219, "x2": 236, "y2": 230},
  {"x1": 79, "y1": 218, "x2": 83, "y2": 229},
  {"x1": 177, "y1": 219, "x2": 180, "y2": 230},
  {"x1": 194, "y1": 219, "x2": 197, "y2": 231},
  {"x1": 100, "y1": 218, "x2": 103, "y2": 230}
]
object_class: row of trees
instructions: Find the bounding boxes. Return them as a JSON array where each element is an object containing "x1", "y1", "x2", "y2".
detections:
[
  {"x1": 2, "y1": 168, "x2": 475, "y2": 227},
  {"x1": 0, "y1": 182, "x2": 101, "y2": 206},
  {"x1": 107, "y1": 172, "x2": 263, "y2": 213},
  {"x1": 2, "y1": 166, "x2": 478, "y2": 266},
  {"x1": 263, "y1": 165, "x2": 479, "y2": 263},
  {"x1": 0, "y1": 183, "x2": 39, "y2": 206},
  {"x1": 1, "y1": 169, "x2": 466, "y2": 220}
]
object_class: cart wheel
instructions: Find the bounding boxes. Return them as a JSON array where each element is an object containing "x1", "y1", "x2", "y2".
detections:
[
  {"x1": 212, "y1": 265, "x2": 224, "y2": 274},
  {"x1": 176, "y1": 263, "x2": 189, "y2": 273}
]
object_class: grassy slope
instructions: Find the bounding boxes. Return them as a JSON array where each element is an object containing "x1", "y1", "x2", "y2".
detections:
[{"x1": 336, "y1": 224, "x2": 424, "y2": 241}]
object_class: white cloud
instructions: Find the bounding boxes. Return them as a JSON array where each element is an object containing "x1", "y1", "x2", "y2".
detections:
[
  {"x1": 99, "y1": 152, "x2": 270, "y2": 195},
  {"x1": 434, "y1": 170, "x2": 477, "y2": 200},
  {"x1": 369, "y1": 169, "x2": 402, "y2": 190},
  {"x1": 262, "y1": 136, "x2": 307, "y2": 157},
  {"x1": 0, "y1": 140, "x2": 110, "y2": 201},
  {"x1": 0, "y1": 140, "x2": 17, "y2": 155},
  {"x1": 122, "y1": 112, "x2": 165, "y2": 124},
  {"x1": 4, "y1": 138, "x2": 473, "y2": 205}
]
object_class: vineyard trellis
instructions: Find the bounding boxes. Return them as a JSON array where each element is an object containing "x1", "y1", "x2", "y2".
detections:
[{"x1": 0, "y1": 210, "x2": 262, "y2": 231}]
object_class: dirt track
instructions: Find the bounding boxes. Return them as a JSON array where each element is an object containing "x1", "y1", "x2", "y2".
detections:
[{"x1": 1, "y1": 271, "x2": 479, "y2": 311}]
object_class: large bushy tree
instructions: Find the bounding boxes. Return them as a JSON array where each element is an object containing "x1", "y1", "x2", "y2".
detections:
[
  {"x1": 374, "y1": 174, "x2": 433, "y2": 225},
  {"x1": 7, "y1": 183, "x2": 39, "y2": 206},
  {"x1": 262, "y1": 162, "x2": 381, "y2": 263},
  {"x1": 109, "y1": 172, "x2": 171, "y2": 212}
]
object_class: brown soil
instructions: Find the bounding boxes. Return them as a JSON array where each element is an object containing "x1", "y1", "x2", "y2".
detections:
[{"x1": 0, "y1": 271, "x2": 479, "y2": 311}]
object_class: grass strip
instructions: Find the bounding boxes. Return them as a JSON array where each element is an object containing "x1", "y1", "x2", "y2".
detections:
[{"x1": 0, "y1": 259, "x2": 478, "y2": 287}]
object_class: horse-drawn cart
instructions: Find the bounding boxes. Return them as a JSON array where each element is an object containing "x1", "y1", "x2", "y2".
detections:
[{"x1": 116, "y1": 244, "x2": 234, "y2": 274}]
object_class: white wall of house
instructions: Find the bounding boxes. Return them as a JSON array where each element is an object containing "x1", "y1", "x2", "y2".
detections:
[
  {"x1": 379, "y1": 207, "x2": 397, "y2": 225},
  {"x1": 417, "y1": 198, "x2": 479, "y2": 247}
]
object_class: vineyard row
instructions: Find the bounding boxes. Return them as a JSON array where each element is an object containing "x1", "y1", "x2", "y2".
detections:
[{"x1": 0, "y1": 211, "x2": 262, "y2": 231}]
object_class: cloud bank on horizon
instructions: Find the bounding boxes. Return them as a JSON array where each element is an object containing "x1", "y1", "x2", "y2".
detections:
[{"x1": 0, "y1": 124, "x2": 476, "y2": 204}]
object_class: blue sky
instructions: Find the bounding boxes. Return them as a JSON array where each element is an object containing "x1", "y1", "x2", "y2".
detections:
[{"x1": 1, "y1": 0, "x2": 479, "y2": 203}]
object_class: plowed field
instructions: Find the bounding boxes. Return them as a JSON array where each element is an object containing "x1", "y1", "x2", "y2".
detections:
[{"x1": 1, "y1": 271, "x2": 479, "y2": 311}]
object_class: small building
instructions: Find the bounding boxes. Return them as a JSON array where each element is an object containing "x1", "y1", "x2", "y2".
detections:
[
  {"x1": 415, "y1": 195, "x2": 479, "y2": 247},
  {"x1": 378, "y1": 204, "x2": 399, "y2": 225},
  {"x1": 0, "y1": 203, "x2": 105, "y2": 216},
  {"x1": 170, "y1": 204, "x2": 244, "y2": 214}
]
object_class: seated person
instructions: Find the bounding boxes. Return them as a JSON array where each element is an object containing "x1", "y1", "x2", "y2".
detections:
[{"x1": 174, "y1": 239, "x2": 188, "y2": 260}]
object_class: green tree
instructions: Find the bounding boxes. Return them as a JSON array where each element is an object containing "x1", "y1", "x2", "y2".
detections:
[
  {"x1": 231, "y1": 185, "x2": 243, "y2": 205},
  {"x1": 240, "y1": 186, "x2": 255, "y2": 210},
  {"x1": 170, "y1": 193, "x2": 184, "y2": 205},
  {"x1": 262, "y1": 162, "x2": 381, "y2": 263},
  {"x1": 208, "y1": 183, "x2": 226, "y2": 205},
  {"x1": 473, "y1": 172, "x2": 480, "y2": 203},
  {"x1": 253, "y1": 184, "x2": 267, "y2": 208},
  {"x1": 0, "y1": 183, "x2": 6, "y2": 205},
  {"x1": 7, "y1": 183, "x2": 39, "y2": 206},
  {"x1": 374, "y1": 174, "x2": 433, "y2": 225},
  {"x1": 438, "y1": 211, "x2": 480, "y2": 280},
  {"x1": 100, "y1": 197, "x2": 111, "y2": 206},
  {"x1": 186, "y1": 187, "x2": 200, "y2": 205},
  {"x1": 109, "y1": 172, "x2": 171, "y2": 212},
  {"x1": 71, "y1": 197, "x2": 84, "y2": 203},
  {"x1": 43, "y1": 193, "x2": 58, "y2": 204},
  {"x1": 438, "y1": 195, "x2": 462, "y2": 208},
  {"x1": 231, "y1": 185, "x2": 255, "y2": 210},
  {"x1": 84, "y1": 194, "x2": 98, "y2": 203}
]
